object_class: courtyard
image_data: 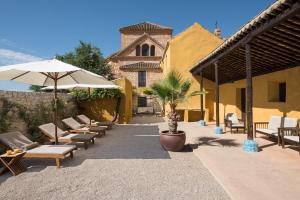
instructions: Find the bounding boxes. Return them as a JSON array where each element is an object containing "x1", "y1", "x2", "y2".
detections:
[{"x1": 1, "y1": 115, "x2": 300, "y2": 200}]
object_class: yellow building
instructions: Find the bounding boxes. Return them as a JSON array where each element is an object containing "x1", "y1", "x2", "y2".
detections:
[{"x1": 160, "y1": 23, "x2": 223, "y2": 121}]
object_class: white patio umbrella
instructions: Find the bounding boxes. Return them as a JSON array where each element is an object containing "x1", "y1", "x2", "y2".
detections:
[
  {"x1": 0, "y1": 59, "x2": 112, "y2": 144},
  {"x1": 42, "y1": 83, "x2": 119, "y2": 91}
]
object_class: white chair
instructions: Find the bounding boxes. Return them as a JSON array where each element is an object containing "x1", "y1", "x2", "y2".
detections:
[
  {"x1": 279, "y1": 117, "x2": 299, "y2": 154},
  {"x1": 224, "y1": 113, "x2": 245, "y2": 133},
  {"x1": 254, "y1": 116, "x2": 282, "y2": 142}
]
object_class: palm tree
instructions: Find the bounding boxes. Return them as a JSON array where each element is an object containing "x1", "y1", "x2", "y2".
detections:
[{"x1": 150, "y1": 71, "x2": 202, "y2": 133}]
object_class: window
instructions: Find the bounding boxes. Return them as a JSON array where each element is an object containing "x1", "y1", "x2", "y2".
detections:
[
  {"x1": 138, "y1": 96, "x2": 147, "y2": 107},
  {"x1": 136, "y1": 45, "x2": 140, "y2": 56},
  {"x1": 138, "y1": 71, "x2": 146, "y2": 87},
  {"x1": 267, "y1": 81, "x2": 286, "y2": 102},
  {"x1": 141, "y1": 44, "x2": 149, "y2": 56},
  {"x1": 150, "y1": 45, "x2": 155, "y2": 56}
]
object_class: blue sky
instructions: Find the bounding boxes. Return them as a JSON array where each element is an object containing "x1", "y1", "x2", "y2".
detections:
[{"x1": 0, "y1": 0, "x2": 274, "y2": 90}]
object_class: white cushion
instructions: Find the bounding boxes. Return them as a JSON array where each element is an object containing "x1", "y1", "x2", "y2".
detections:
[
  {"x1": 26, "y1": 145, "x2": 76, "y2": 155},
  {"x1": 225, "y1": 113, "x2": 239, "y2": 124},
  {"x1": 284, "y1": 135, "x2": 299, "y2": 143},
  {"x1": 268, "y1": 116, "x2": 282, "y2": 131},
  {"x1": 231, "y1": 122, "x2": 244, "y2": 127},
  {"x1": 283, "y1": 117, "x2": 298, "y2": 128},
  {"x1": 256, "y1": 128, "x2": 278, "y2": 136}
]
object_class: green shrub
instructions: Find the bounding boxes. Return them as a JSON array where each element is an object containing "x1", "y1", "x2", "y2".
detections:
[{"x1": 71, "y1": 88, "x2": 122, "y2": 102}]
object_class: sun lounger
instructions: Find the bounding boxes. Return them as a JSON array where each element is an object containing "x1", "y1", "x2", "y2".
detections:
[
  {"x1": 254, "y1": 116, "x2": 282, "y2": 143},
  {"x1": 0, "y1": 131, "x2": 75, "y2": 168},
  {"x1": 62, "y1": 117, "x2": 106, "y2": 137},
  {"x1": 224, "y1": 112, "x2": 245, "y2": 133},
  {"x1": 39, "y1": 123, "x2": 96, "y2": 150},
  {"x1": 77, "y1": 114, "x2": 113, "y2": 130}
]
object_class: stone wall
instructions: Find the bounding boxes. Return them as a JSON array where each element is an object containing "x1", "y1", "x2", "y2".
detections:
[{"x1": 0, "y1": 90, "x2": 71, "y2": 110}]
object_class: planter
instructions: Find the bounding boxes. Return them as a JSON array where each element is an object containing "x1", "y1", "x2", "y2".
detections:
[{"x1": 160, "y1": 130, "x2": 186, "y2": 152}]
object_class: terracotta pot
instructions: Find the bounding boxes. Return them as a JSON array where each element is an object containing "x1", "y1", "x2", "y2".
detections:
[{"x1": 160, "y1": 130, "x2": 186, "y2": 152}]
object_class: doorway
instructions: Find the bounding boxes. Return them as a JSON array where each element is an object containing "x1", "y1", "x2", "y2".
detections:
[{"x1": 236, "y1": 88, "x2": 246, "y2": 120}]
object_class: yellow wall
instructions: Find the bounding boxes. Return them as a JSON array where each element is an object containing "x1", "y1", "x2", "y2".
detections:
[
  {"x1": 215, "y1": 66, "x2": 300, "y2": 123},
  {"x1": 160, "y1": 22, "x2": 223, "y2": 121},
  {"x1": 80, "y1": 78, "x2": 133, "y2": 124}
]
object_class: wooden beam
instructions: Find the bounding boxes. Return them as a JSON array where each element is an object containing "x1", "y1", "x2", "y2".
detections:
[
  {"x1": 200, "y1": 72, "x2": 204, "y2": 120},
  {"x1": 214, "y1": 62, "x2": 220, "y2": 127},
  {"x1": 245, "y1": 44, "x2": 254, "y2": 140},
  {"x1": 191, "y1": 2, "x2": 300, "y2": 75}
]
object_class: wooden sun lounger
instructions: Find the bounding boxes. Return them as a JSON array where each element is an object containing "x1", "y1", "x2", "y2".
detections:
[
  {"x1": 77, "y1": 114, "x2": 113, "y2": 130},
  {"x1": 0, "y1": 131, "x2": 76, "y2": 168},
  {"x1": 39, "y1": 123, "x2": 96, "y2": 150},
  {"x1": 62, "y1": 117, "x2": 106, "y2": 137}
]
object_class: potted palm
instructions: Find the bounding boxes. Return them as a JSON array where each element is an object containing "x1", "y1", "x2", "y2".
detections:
[{"x1": 150, "y1": 71, "x2": 201, "y2": 151}]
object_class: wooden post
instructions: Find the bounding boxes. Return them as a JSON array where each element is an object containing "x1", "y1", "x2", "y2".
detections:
[
  {"x1": 54, "y1": 74, "x2": 58, "y2": 145},
  {"x1": 246, "y1": 43, "x2": 253, "y2": 140},
  {"x1": 214, "y1": 62, "x2": 220, "y2": 127},
  {"x1": 200, "y1": 71, "x2": 204, "y2": 120}
]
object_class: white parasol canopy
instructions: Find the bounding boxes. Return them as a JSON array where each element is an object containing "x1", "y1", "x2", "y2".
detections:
[
  {"x1": 42, "y1": 83, "x2": 119, "y2": 90},
  {"x1": 0, "y1": 59, "x2": 113, "y2": 144}
]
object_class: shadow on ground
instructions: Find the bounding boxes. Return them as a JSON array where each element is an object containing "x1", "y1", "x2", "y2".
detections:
[{"x1": 190, "y1": 136, "x2": 241, "y2": 150}]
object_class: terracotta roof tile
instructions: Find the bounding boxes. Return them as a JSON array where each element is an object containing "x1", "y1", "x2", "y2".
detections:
[{"x1": 120, "y1": 62, "x2": 160, "y2": 70}]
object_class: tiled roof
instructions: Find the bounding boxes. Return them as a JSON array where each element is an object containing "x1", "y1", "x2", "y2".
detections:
[
  {"x1": 120, "y1": 22, "x2": 172, "y2": 32},
  {"x1": 120, "y1": 62, "x2": 160, "y2": 70}
]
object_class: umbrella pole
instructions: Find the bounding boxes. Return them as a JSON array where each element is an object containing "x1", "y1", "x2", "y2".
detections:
[
  {"x1": 88, "y1": 87, "x2": 92, "y2": 126},
  {"x1": 54, "y1": 77, "x2": 58, "y2": 144}
]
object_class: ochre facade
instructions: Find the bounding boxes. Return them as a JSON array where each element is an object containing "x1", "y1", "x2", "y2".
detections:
[{"x1": 160, "y1": 23, "x2": 223, "y2": 121}]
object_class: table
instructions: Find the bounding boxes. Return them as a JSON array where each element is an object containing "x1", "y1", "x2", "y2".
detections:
[{"x1": 0, "y1": 152, "x2": 27, "y2": 176}]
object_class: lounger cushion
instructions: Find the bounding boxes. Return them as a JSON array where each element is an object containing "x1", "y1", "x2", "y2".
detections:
[
  {"x1": 26, "y1": 145, "x2": 76, "y2": 155},
  {"x1": 0, "y1": 131, "x2": 37, "y2": 150},
  {"x1": 77, "y1": 115, "x2": 90, "y2": 124},
  {"x1": 62, "y1": 117, "x2": 83, "y2": 130},
  {"x1": 268, "y1": 116, "x2": 282, "y2": 131},
  {"x1": 39, "y1": 123, "x2": 68, "y2": 138},
  {"x1": 256, "y1": 128, "x2": 278, "y2": 136},
  {"x1": 60, "y1": 133, "x2": 96, "y2": 141},
  {"x1": 283, "y1": 117, "x2": 298, "y2": 128},
  {"x1": 284, "y1": 135, "x2": 299, "y2": 142}
]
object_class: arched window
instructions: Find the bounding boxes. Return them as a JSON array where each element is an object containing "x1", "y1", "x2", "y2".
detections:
[
  {"x1": 136, "y1": 45, "x2": 140, "y2": 56},
  {"x1": 141, "y1": 44, "x2": 149, "y2": 56},
  {"x1": 150, "y1": 45, "x2": 155, "y2": 56}
]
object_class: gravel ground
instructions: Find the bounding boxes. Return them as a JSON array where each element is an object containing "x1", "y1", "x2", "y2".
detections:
[{"x1": 0, "y1": 116, "x2": 229, "y2": 200}]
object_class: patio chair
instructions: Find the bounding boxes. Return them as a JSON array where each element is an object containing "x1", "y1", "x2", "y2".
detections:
[
  {"x1": 39, "y1": 123, "x2": 96, "y2": 150},
  {"x1": 278, "y1": 117, "x2": 299, "y2": 154},
  {"x1": 0, "y1": 131, "x2": 76, "y2": 168},
  {"x1": 224, "y1": 113, "x2": 245, "y2": 134},
  {"x1": 254, "y1": 116, "x2": 283, "y2": 144},
  {"x1": 77, "y1": 114, "x2": 113, "y2": 130},
  {"x1": 62, "y1": 117, "x2": 106, "y2": 137}
]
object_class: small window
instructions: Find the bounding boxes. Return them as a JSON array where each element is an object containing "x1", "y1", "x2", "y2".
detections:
[
  {"x1": 138, "y1": 96, "x2": 147, "y2": 107},
  {"x1": 268, "y1": 81, "x2": 286, "y2": 102},
  {"x1": 136, "y1": 45, "x2": 140, "y2": 56},
  {"x1": 141, "y1": 44, "x2": 149, "y2": 56},
  {"x1": 138, "y1": 71, "x2": 146, "y2": 87},
  {"x1": 150, "y1": 45, "x2": 155, "y2": 56}
]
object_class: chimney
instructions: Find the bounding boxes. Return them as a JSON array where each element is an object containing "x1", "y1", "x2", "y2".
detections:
[{"x1": 214, "y1": 21, "x2": 221, "y2": 38}]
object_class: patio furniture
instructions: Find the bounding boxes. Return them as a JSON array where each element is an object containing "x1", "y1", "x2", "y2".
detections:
[
  {"x1": 279, "y1": 117, "x2": 299, "y2": 153},
  {"x1": 0, "y1": 152, "x2": 26, "y2": 176},
  {"x1": 77, "y1": 114, "x2": 113, "y2": 130},
  {"x1": 0, "y1": 131, "x2": 76, "y2": 168},
  {"x1": 224, "y1": 113, "x2": 245, "y2": 134},
  {"x1": 254, "y1": 116, "x2": 283, "y2": 143},
  {"x1": 39, "y1": 123, "x2": 96, "y2": 150},
  {"x1": 62, "y1": 117, "x2": 106, "y2": 137}
]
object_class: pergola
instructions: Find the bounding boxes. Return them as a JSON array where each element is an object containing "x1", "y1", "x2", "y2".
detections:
[{"x1": 190, "y1": 0, "x2": 300, "y2": 151}]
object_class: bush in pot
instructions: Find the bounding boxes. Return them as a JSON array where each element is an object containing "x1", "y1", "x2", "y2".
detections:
[{"x1": 150, "y1": 71, "x2": 202, "y2": 151}]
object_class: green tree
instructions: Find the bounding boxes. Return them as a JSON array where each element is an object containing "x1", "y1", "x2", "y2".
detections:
[
  {"x1": 150, "y1": 71, "x2": 202, "y2": 133},
  {"x1": 29, "y1": 85, "x2": 43, "y2": 92},
  {"x1": 56, "y1": 41, "x2": 114, "y2": 80}
]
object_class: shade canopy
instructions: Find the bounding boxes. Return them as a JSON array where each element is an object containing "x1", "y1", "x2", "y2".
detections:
[
  {"x1": 0, "y1": 59, "x2": 109, "y2": 86},
  {"x1": 42, "y1": 83, "x2": 119, "y2": 90}
]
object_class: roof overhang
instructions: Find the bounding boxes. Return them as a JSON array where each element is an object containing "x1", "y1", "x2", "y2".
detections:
[{"x1": 190, "y1": 0, "x2": 300, "y2": 84}]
